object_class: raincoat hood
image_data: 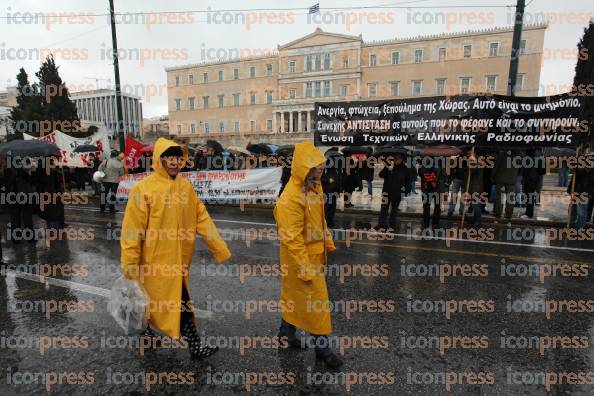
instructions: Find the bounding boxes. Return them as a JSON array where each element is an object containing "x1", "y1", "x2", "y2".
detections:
[
  {"x1": 290, "y1": 141, "x2": 326, "y2": 184},
  {"x1": 153, "y1": 137, "x2": 188, "y2": 178}
]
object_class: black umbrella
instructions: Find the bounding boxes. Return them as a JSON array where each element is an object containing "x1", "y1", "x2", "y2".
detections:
[
  {"x1": 0, "y1": 139, "x2": 60, "y2": 158},
  {"x1": 341, "y1": 146, "x2": 372, "y2": 155},
  {"x1": 206, "y1": 139, "x2": 224, "y2": 153},
  {"x1": 372, "y1": 146, "x2": 411, "y2": 158},
  {"x1": 275, "y1": 145, "x2": 294, "y2": 157},
  {"x1": 73, "y1": 144, "x2": 100, "y2": 153},
  {"x1": 247, "y1": 143, "x2": 274, "y2": 155},
  {"x1": 542, "y1": 147, "x2": 576, "y2": 157}
]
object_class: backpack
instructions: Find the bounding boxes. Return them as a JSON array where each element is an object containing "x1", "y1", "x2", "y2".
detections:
[{"x1": 421, "y1": 169, "x2": 439, "y2": 191}]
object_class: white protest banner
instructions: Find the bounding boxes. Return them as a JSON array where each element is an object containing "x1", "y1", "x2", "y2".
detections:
[
  {"x1": 24, "y1": 129, "x2": 111, "y2": 167},
  {"x1": 116, "y1": 167, "x2": 282, "y2": 203}
]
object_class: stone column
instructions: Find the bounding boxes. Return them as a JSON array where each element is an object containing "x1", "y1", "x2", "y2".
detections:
[
  {"x1": 272, "y1": 111, "x2": 277, "y2": 133},
  {"x1": 280, "y1": 112, "x2": 285, "y2": 133},
  {"x1": 289, "y1": 111, "x2": 294, "y2": 133},
  {"x1": 307, "y1": 111, "x2": 312, "y2": 132},
  {"x1": 297, "y1": 111, "x2": 303, "y2": 132}
]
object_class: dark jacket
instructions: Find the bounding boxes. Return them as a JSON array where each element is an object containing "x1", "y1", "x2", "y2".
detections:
[
  {"x1": 380, "y1": 163, "x2": 411, "y2": 201},
  {"x1": 522, "y1": 155, "x2": 546, "y2": 193},
  {"x1": 418, "y1": 164, "x2": 446, "y2": 193},
  {"x1": 568, "y1": 167, "x2": 593, "y2": 195},
  {"x1": 359, "y1": 158, "x2": 374, "y2": 182},
  {"x1": 342, "y1": 156, "x2": 361, "y2": 194},
  {"x1": 322, "y1": 152, "x2": 344, "y2": 195},
  {"x1": 492, "y1": 150, "x2": 519, "y2": 185}
]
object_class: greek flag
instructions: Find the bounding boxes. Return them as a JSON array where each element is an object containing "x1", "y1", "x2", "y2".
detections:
[{"x1": 309, "y1": 3, "x2": 320, "y2": 14}]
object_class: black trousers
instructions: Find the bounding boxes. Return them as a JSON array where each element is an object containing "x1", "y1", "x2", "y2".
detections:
[
  {"x1": 8, "y1": 204, "x2": 34, "y2": 242},
  {"x1": 100, "y1": 183, "x2": 118, "y2": 212},
  {"x1": 324, "y1": 192, "x2": 338, "y2": 227},
  {"x1": 422, "y1": 192, "x2": 441, "y2": 228}
]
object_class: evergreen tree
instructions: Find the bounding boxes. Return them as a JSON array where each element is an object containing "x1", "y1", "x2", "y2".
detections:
[
  {"x1": 35, "y1": 55, "x2": 80, "y2": 135},
  {"x1": 573, "y1": 21, "x2": 594, "y2": 149},
  {"x1": 9, "y1": 68, "x2": 43, "y2": 137}
]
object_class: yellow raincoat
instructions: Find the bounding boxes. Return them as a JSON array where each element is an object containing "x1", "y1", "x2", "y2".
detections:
[
  {"x1": 120, "y1": 137, "x2": 231, "y2": 338},
  {"x1": 274, "y1": 141, "x2": 336, "y2": 335}
]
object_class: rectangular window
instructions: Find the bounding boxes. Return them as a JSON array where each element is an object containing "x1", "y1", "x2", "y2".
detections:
[
  {"x1": 233, "y1": 68, "x2": 239, "y2": 80},
  {"x1": 234, "y1": 121, "x2": 240, "y2": 132},
  {"x1": 339, "y1": 84, "x2": 348, "y2": 97},
  {"x1": 266, "y1": 64, "x2": 273, "y2": 76},
  {"x1": 323, "y1": 81, "x2": 330, "y2": 96},
  {"x1": 288, "y1": 60, "x2": 296, "y2": 73},
  {"x1": 188, "y1": 97, "x2": 195, "y2": 110},
  {"x1": 368, "y1": 83, "x2": 377, "y2": 97},
  {"x1": 188, "y1": 74, "x2": 193, "y2": 84},
  {"x1": 314, "y1": 54, "x2": 321, "y2": 71},
  {"x1": 391, "y1": 51, "x2": 400, "y2": 65},
  {"x1": 204, "y1": 122, "x2": 209, "y2": 134},
  {"x1": 486, "y1": 75, "x2": 497, "y2": 92},
  {"x1": 250, "y1": 120, "x2": 256, "y2": 132},
  {"x1": 233, "y1": 93, "x2": 240, "y2": 106},
  {"x1": 218, "y1": 70, "x2": 224, "y2": 81},
  {"x1": 177, "y1": 124, "x2": 181, "y2": 133},
  {"x1": 267, "y1": 119, "x2": 272, "y2": 131},
  {"x1": 489, "y1": 42, "x2": 499, "y2": 57},
  {"x1": 436, "y1": 79, "x2": 446, "y2": 95},
  {"x1": 412, "y1": 80, "x2": 422, "y2": 96},
  {"x1": 314, "y1": 81, "x2": 322, "y2": 97},
  {"x1": 519, "y1": 39, "x2": 526, "y2": 55},
  {"x1": 438, "y1": 47, "x2": 446, "y2": 62},
  {"x1": 218, "y1": 94, "x2": 224, "y2": 108},
  {"x1": 219, "y1": 121, "x2": 224, "y2": 133},
  {"x1": 203, "y1": 73, "x2": 208, "y2": 83},
  {"x1": 305, "y1": 55, "x2": 312, "y2": 72},
  {"x1": 323, "y1": 53, "x2": 331, "y2": 70},
  {"x1": 267, "y1": 91, "x2": 273, "y2": 104},
  {"x1": 414, "y1": 49, "x2": 424, "y2": 63},
  {"x1": 343, "y1": 56, "x2": 349, "y2": 68},
  {"x1": 250, "y1": 93, "x2": 256, "y2": 105},
  {"x1": 463, "y1": 44, "x2": 472, "y2": 58},
  {"x1": 390, "y1": 81, "x2": 399, "y2": 96},
  {"x1": 174, "y1": 98, "x2": 181, "y2": 111},
  {"x1": 175, "y1": 76, "x2": 179, "y2": 86},
  {"x1": 369, "y1": 54, "x2": 377, "y2": 66},
  {"x1": 515, "y1": 74, "x2": 525, "y2": 91},
  {"x1": 203, "y1": 96, "x2": 209, "y2": 108},
  {"x1": 190, "y1": 123, "x2": 196, "y2": 133},
  {"x1": 289, "y1": 88, "x2": 296, "y2": 99},
  {"x1": 460, "y1": 77, "x2": 471, "y2": 94},
  {"x1": 305, "y1": 82, "x2": 312, "y2": 97},
  {"x1": 249, "y1": 66, "x2": 256, "y2": 78}
]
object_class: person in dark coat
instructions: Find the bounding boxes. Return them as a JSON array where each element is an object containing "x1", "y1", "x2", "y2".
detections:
[
  {"x1": 278, "y1": 154, "x2": 292, "y2": 196},
  {"x1": 418, "y1": 156, "x2": 445, "y2": 229},
  {"x1": 36, "y1": 158, "x2": 65, "y2": 229},
  {"x1": 6, "y1": 159, "x2": 36, "y2": 243},
  {"x1": 376, "y1": 154, "x2": 410, "y2": 230},
  {"x1": 568, "y1": 160, "x2": 593, "y2": 229},
  {"x1": 321, "y1": 149, "x2": 344, "y2": 228},
  {"x1": 342, "y1": 155, "x2": 360, "y2": 208},
  {"x1": 359, "y1": 157, "x2": 374, "y2": 196},
  {"x1": 520, "y1": 150, "x2": 546, "y2": 219}
]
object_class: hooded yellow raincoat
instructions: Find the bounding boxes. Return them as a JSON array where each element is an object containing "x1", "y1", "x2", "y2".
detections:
[
  {"x1": 120, "y1": 137, "x2": 231, "y2": 339},
  {"x1": 274, "y1": 141, "x2": 336, "y2": 335}
]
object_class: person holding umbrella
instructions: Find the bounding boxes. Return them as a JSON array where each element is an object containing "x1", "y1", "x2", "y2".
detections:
[
  {"x1": 376, "y1": 152, "x2": 411, "y2": 231},
  {"x1": 321, "y1": 148, "x2": 344, "y2": 227},
  {"x1": 418, "y1": 155, "x2": 445, "y2": 230},
  {"x1": 274, "y1": 141, "x2": 342, "y2": 369},
  {"x1": 120, "y1": 137, "x2": 231, "y2": 359}
]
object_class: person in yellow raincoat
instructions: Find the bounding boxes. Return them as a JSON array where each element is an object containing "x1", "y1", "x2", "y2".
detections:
[
  {"x1": 120, "y1": 137, "x2": 231, "y2": 359},
  {"x1": 274, "y1": 141, "x2": 343, "y2": 369}
]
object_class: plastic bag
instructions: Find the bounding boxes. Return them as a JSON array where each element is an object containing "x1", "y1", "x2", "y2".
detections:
[{"x1": 107, "y1": 276, "x2": 150, "y2": 335}]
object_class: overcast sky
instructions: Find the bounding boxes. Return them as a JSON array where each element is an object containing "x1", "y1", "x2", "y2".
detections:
[{"x1": 0, "y1": 0, "x2": 592, "y2": 117}]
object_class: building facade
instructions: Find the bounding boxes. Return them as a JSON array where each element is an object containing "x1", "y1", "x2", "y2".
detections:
[
  {"x1": 166, "y1": 24, "x2": 546, "y2": 141},
  {"x1": 70, "y1": 89, "x2": 143, "y2": 138}
]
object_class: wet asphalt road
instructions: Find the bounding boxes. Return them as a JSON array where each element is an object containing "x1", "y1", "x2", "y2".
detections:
[{"x1": 0, "y1": 203, "x2": 593, "y2": 395}]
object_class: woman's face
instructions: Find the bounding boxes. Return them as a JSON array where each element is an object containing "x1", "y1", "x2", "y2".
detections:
[{"x1": 305, "y1": 164, "x2": 324, "y2": 191}]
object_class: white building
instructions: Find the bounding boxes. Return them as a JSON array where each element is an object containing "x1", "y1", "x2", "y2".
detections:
[
  {"x1": 70, "y1": 89, "x2": 143, "y2": 138},
  {"x1": 0, "y1": 105, "x2": 12, "y2": 138}
]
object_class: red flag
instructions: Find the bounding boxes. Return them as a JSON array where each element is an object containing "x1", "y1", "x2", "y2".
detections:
[{"x1": 124, "y1": 136, "x2": 145, "y2": 168}]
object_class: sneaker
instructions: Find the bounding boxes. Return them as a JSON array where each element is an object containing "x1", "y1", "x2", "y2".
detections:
[
  {"x1": 520, "y1": 214, "x2": 531, "y2": 220},
  {"x1": 317, "y1": 352, "x2": 344, "y2": 369}
]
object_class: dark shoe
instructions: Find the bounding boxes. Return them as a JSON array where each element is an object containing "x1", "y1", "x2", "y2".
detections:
[
  {"x1": 279, "y1": 334, "x2": 307, "y2": 349},
  {"x1": 344, "y1": 203, "x2": 354, "y2": 208},
  {"x1": 317, "y1": 352, "x2": 344, "y2": 369},
  {"x1": 190, "y1": 344, "x2": 219, "y2": 359},
  {"x1": 447, "y1": 212, "x2": 453, "y2": 217}
]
